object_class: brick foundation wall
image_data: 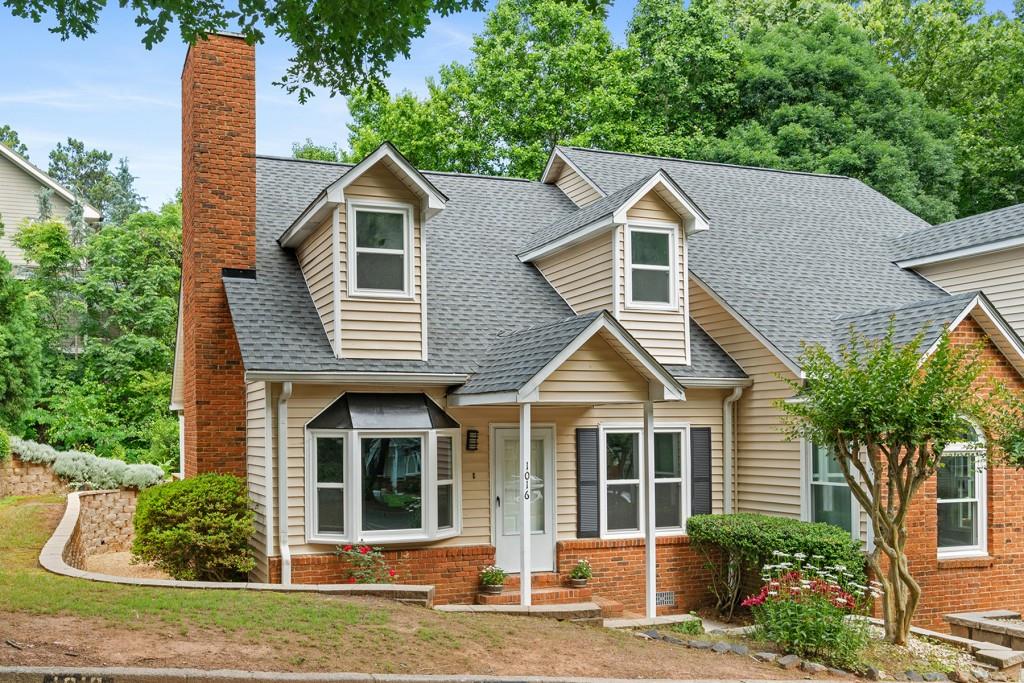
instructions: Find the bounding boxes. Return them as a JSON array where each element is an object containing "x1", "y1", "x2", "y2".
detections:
[
  {"x1": 64, "y1": 489, "x2": 139, "y2": 570},
  {"x1": 180, "y1": 33, "x2": 256, "y2": 478},
  {"x1": 269, "y1": 545, "x2": 495, "y2": 605},
  {"x1": 0, "y1": 454, "x2": 67, "y2": 497},
  {"x1": 900, "y1": 317, "x2": 1024, "y2": 631},
  {"x1": 557, "y1": 536, "x2": 714, "y2": 615}
]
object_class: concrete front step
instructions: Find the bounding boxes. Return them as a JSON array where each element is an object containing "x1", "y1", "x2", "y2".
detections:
[
  {"x1": 437, "y1": 601, "x2": 603, "y2": 622},
  {"x1": 503, "y1": 572, "x2": 564, "y2": 589},
  {"x1": 477, "y1": 585, "x2": 593, "y2": 606}
]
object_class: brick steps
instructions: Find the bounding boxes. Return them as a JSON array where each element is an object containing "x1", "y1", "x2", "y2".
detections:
[{"x1": 477, "y1": 585, "x2": 593, "y2": 605}]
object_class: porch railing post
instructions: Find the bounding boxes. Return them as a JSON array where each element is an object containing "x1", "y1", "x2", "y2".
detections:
[
  {"x1": 644, "y1": 399, "x2": 656, "y2": 619},
  {"x1": 520, "y1": 401, "x2": 532, "y2": 607}
]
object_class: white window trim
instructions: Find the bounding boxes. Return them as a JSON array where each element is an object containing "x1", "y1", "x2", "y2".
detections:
[
  {"x1": 304, "y1": 427, "x2": 461, "y2": 545},
  {"x1": 937, "y1": 426, "x2": 987, "y2": 560},
  {"x1": 598, "y1": 423, "x2": 691, "y2": 539},
  {"x1": 802, "y1": 440, "x2": 862, "y2": 541},
  {"x1": 624, "y1": 220, "x2": 680, "y2": 312},
  {"x1": 346, "y1": 198, "x2": 416, "y2": 300}
]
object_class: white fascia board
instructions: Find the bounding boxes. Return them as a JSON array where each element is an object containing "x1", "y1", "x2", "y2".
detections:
[
  {"x1": 278, "y1": 192, "x2": 331, "y2": 247},
  {"x1": 540, "y1": 148, "x2": 606, "y2": 198},
  {"x1": 611, "y1": 171, "x2": 709, "y2": 235},
  {"x1": 922, "y1": 295, "x2": 1024, "y2": 369},
  {"x1": 335, "y1": 142, "x2": 447, "y2": 214},
  {"x1": 690, "y1": 273, "x2": 805, "y2": 379},
  {"x1": 447, "y1": 391, "x2": 521, "y2": 406},
  {"x1": 921, "y1": 296, "x2": 979, "y2": 360},
  {"x1": 244, "y1": 370, "x2": 468, "y2": 385},
  {"x1": 0, "y1": 143, "x2": 101, "y2": 221},
  {"x1": 518, "y1": 215, "x2": 616, "y2": 262},
  {"x1": 677, "y1": 377, "x2": 753, "y2": 388},
  {"x1": 896, "y1": 235, "x2": 1024, "y2": 269}
]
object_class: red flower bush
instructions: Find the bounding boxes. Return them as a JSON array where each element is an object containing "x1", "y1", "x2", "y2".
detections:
[
  {"x1": 742, "y1": 570, "x2": 857, "y2": 610},
  {"x1": 335, "y1": 544, "x2": 398, "y2": 583}
]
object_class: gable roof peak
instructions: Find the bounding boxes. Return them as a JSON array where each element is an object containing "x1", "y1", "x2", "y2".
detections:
[{"x1": 0, "y1": 142, "x2": 102, "y2": 221}]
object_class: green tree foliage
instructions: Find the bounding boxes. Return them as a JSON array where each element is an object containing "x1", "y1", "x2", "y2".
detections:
[
  {"x1": 16, "y1": 203, "x2": 181, "y2": 466},
  {"x1": 779, "y1": 324, "x2": 989, "y2": 645},
  {"x1": 291, "y1": 138, "x2": 343, "y2": 162},
  {"x1": 0, "y1": 246, "x2": 42, "y2": 433},
  {"x1": 4, "y1": 0, "x2": 605, "y2": 101},
  {"x1": 0, "y1": 124, "x2": 29, "y2": 157},
  {"x1": 854, "y1": 0, "x2": 1024, "y2": 216},
  {"x1": 47, "y1": 138, "x2": 144, "y2": 226}
]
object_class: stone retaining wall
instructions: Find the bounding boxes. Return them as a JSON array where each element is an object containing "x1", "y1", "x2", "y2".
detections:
[
  {"x1": 63, "y1": 489, "x2": 139, "y2": 569},
  {"x1": 0, "y1": 454, "x2": 68, "y2": 497}
]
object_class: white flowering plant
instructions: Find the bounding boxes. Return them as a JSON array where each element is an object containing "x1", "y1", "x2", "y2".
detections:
[
  {"x1": 479, "y1": 565, "x2": 507, "y2": 586},
  {"x1": 742, "y1": 550, "x2": 879, "y2": 668},
  {"x1": 11, "y1": 436, "x2": 164, "y2": 489}
]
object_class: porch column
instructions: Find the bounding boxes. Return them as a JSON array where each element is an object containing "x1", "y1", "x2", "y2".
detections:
[
  {"x1": 644, "y1": 400, "x2": 657, "y2": 619},
  {"x1": 519, "y1": 401, "x2": 532, "y2": 607}
]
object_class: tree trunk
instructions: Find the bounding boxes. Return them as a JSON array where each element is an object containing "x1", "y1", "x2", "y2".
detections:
[{"x1": 871, "y1": 526, "x2": 921, "y2": 646}]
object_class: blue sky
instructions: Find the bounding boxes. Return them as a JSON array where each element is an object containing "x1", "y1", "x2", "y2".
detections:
[{"x1": 0, "y1": 0, "x2": 1015, "y2": 206}]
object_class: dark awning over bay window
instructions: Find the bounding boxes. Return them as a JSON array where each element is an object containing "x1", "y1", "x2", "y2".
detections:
[{"x1": 308, "y1": 393, "x2": 459, "y2": 430}]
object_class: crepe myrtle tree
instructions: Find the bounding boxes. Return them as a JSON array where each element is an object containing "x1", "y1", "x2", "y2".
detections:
[{"x1": 779, "y1": 322, "x2": 993, "y2": 645}]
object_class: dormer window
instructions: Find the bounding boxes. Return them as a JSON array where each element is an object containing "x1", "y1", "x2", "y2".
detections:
[
  {"x1": 348, "y1": 200, "x2": 414, "y2": 298},
  {"x1": 626, "y1": 223, "x2": 678, "y2": 309}
]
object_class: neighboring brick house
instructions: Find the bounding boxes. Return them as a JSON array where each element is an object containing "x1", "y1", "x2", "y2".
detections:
[
  {"x1": 0, "y1": 141, "x2": 101, "y2": 270},
  {"x1": 172, "y1": 34, "x2": 1024, "y2": 625}
]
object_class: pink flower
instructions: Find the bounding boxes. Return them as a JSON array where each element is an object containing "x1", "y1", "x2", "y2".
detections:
[
  {"x1": 359, "y1": 546, "x2": 370, "y2": 554},
  {"x1": 342, "y1": 545, "x2": 353, "y2": 552},
  {"x1": 388, "y1": 569, "x2": 396, "y2": 578},
  {"x1": 348, "y1": 577, "x2": 357, "y2": 584}
]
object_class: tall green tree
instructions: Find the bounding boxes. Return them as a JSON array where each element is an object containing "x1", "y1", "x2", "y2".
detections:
[
  {"x1": 292, "y1": 139, "x2": 343, "y2": 162},
  {"x1": 0, "y1": 231, "x2": 42, "y2": 432},
  {"x1": 48, "y1": 138, "x2": 144, "y2": 226},
  {"x1": 854, "y1": 0, "x2": 1024, "y2": 216},
  {"x1": 0, "y1": 125, "x2": 29, "y2": 157},
  {"x1": 346, "y1": 0, "x2": 640, "y2": 178},
  {"x1": 692, "y1": 10, "x2": 961, "y2": 224}
]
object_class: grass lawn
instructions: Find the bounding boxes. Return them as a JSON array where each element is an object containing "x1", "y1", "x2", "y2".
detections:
[{"x1": 0, "y1": 494, "x2": 801, "y2": 677}]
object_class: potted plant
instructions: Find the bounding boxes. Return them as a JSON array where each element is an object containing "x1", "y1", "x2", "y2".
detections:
[
  {"x1": 568, "y1": 559, "x2": 592, "y2": 588},
  {"x1": 479, "y1": 565, "x2": 506, "y2": 594}
]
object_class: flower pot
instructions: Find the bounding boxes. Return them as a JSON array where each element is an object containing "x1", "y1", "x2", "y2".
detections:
[
  {"x1": 480, "y1": 583, "x2": 503, "y2": 595},
  {"x1": 569, "y1": 578, "x2": 588, "y2": 588}
]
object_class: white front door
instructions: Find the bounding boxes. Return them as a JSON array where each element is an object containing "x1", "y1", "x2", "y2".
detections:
[{"x1": 493, "y1": 427, "x2": 555, "y2": 573}]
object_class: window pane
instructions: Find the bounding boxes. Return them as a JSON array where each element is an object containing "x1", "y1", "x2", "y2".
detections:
[
  {"x1": 317, "y1": 488, "x2": 344, "y2": 534},
  {"x1": 938, "y1": 501, "x2": 978, "y2": 548},
  {"x1": 607, "y1": 483, "x2": 639, "y2": 531},
  {"x1": 361, "y1": 437, "x2": 423, "y2": 531},
  {"x1": 437, "y1": 436, "x2": 453, "y2": 481},
  {"x1": 631, "y1": 231, "x2": 670, "y2": 266},
  {"x1": 437, "y1": 483, "x2": 453, "y2": 530},
  {"x1": 811, "y1": 482, "x2": 853, "y2": 533},
  {"x1": 938, "y1": 455, "x2": 976, "y2": 500},
  {"x1": 356, "y1": 252, "x2": 404, "y2": 291},
  {"x1": 316, "y1": 437, "x2": 345, "y2": 484},
  {"x1": 356, "y1": 210, "x2": 404, "y2": 250},
  {"x1": 655, "y1": 481, "x2": 682, "y2": 528},
  {"x1": 632, "y1": 269, "x2": 671, "y2": 303},
  {"x1": 811, "y1": 444, "x2": 846, "y2": 484},
  {"x1": 654, "y1": 432, "x2": 681, "y2": 479},
  {"x1": 606, "y1": 433, "x2": 639, "y2": 480}
]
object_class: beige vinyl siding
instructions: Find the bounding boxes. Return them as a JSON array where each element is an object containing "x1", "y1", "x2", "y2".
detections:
[
  {"x1": 295, "y1": 217, "x2": 336, "y2": 347},
  {"x1": 916, "y1": 246, "x2": 1024, "y2": 340},
  {"x1": 555, "y1": 166, "x2": 602, "y2": 207},
  {"x1": 536, "y1": 232, "x2": 614, "y2": 314},
  {"x1": 538, "y1": 334, "x2": 651, "y2": 403},
  {"x1": 689, "y1": 280, "x2": 802, "y2": 518},
  {"x1": 339, "y1": 163, "x2": 424, "y2": 359},
  {"x1": 617, "y1": 191, "x2": 689, "y2": 364},
  {"x1": 0, "y1": 154, "x2": 72, "y2": 267},
  {"x1": 277, "y1": 382, "x2": 725, "y2": 559},
  {"x1": 246, "y1": 381, "x2": 270, "y2": 581}
]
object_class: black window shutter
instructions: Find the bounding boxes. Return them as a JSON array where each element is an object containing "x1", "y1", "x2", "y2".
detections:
[
  {"x1": 690, "y1": 427, "x2": 712, "y2": 516},
  {"x1": 576, "y1": 428, "x2": 600, "y2": 538}
]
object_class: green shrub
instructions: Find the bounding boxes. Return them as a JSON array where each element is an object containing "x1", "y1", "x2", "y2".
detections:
[
  {"x1": 688, "y1": 513, "x2": 866, "y2": 618},
  {"x1": 0, "y1": 427, "x2": 10, "y2": 461},
  {"x1": 132, "y1": 474, "x2": 255, "y2": 581},
  {"x1": 10, "y1": 436, "x2": 163, "y2": 489}
]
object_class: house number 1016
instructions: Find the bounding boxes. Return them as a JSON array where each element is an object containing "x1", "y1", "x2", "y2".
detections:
[{"x1": 523, "y1": 470, "x2": 530, "y2": 499}]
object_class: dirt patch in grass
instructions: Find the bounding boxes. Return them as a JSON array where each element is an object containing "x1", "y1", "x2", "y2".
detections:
[
  {"x1": 84, "y1": 551, "x2": 168, "y2": 579},
  {"x1": 0, "y1": 495, "x2": 803, "y2": 678}
]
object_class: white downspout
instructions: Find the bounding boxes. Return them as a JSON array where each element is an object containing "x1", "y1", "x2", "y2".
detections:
[
  {"x1": 177, "y1": 412, "x2": 185, "y2": 478},
  {"x1": 723, "y1": 387, "x2": 744, "y2": 514},
  {"x1": 264, "y1": 382, "x2": 275, "y2": 564},
  {"x1": 643, "y1": 400, "x2": 657, "y2": 619},
  {"x1": 277, "y1": 381, "x2": 293, "y2": 584}
]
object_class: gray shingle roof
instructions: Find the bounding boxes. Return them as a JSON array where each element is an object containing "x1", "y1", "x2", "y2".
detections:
[
  {"x1": 559, "y1": 146, "x2": 946, "y2": 366},
  {"x1": 669, "y1": 322, "x2": 747, "y2": 380},
  {"x1": 831, "y1": 291, "x2": 979, "y2": 356},
  {"x1": 453, "y1": 312, "x2": 603, "y2": 395},
  {"x1": 890, "y1": 202, "x2": 1024, "y2": 263}
]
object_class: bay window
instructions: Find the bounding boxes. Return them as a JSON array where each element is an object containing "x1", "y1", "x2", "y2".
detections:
[
  {"x1": 626, "y1": 223, "x2": 677, "y2": 309},
  {"x1": 601, "y1": 426, "x2": 689, "y2": 536},
  {"x1": 937, "y1": 422, "x2": 987, "y2": 558},
  {"x1": 348, "y1": 202, "x2": 413, "y2": 297},
  {"x1": 308, "y1": 428, "x2": 460, "y2": 543}
]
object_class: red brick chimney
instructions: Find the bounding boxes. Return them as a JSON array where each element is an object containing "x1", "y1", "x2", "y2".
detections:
[{"x1": 180, "y1": 34, "x2": 256, "y2": 477}]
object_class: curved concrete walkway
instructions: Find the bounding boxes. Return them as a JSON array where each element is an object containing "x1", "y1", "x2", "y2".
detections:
[
  {"x1": 0, "y1": 668, "x2": 839, "y2": 683},
  {"x1": 39, "y1": 491, "x2": 433, "y2": 603}
]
